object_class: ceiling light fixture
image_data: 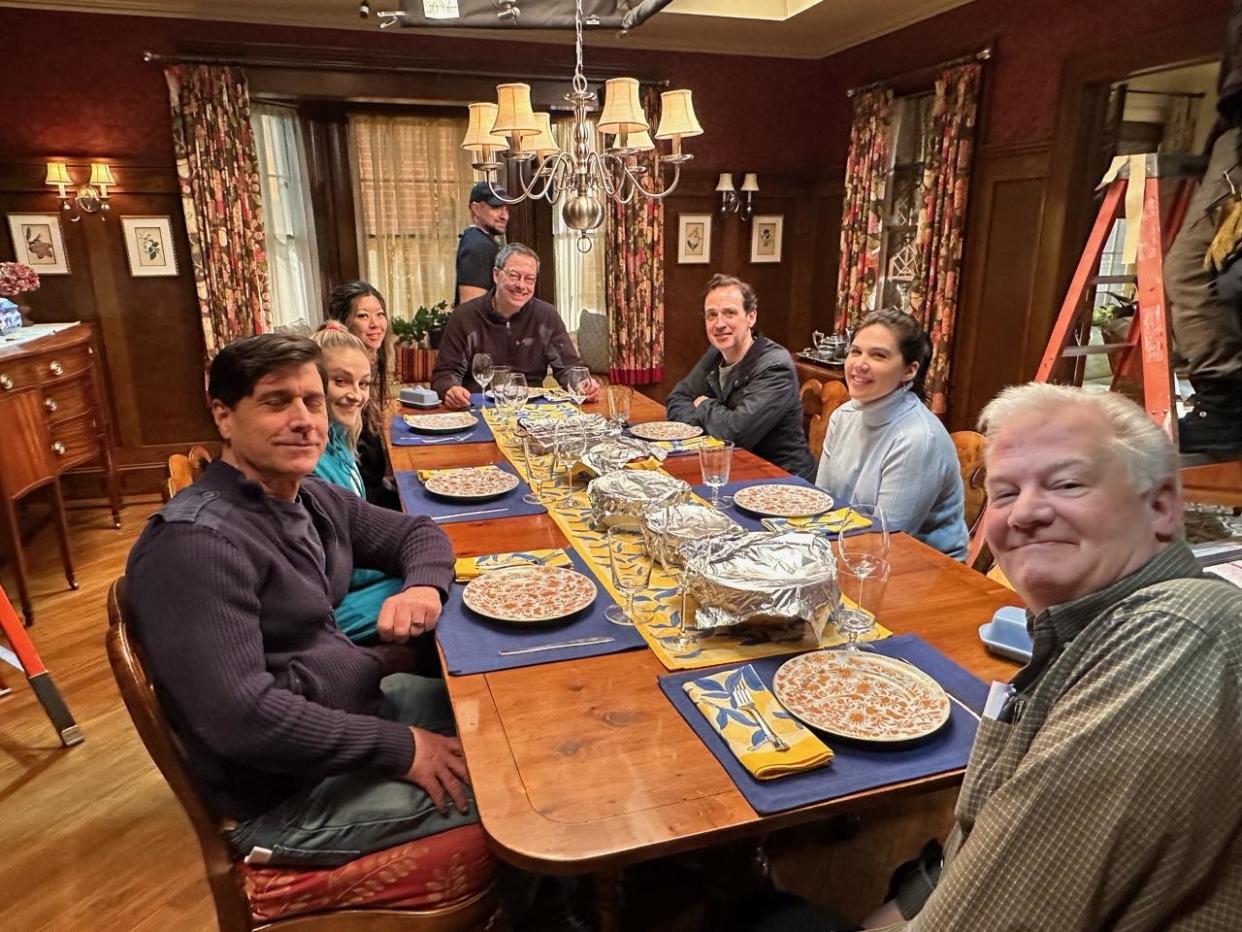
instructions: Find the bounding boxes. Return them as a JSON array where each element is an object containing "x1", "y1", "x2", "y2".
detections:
[{"x1": 463, "y1": 0, "x2": 702, "y2": 253}]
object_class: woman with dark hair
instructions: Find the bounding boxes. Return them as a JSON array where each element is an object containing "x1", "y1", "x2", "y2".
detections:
[
  {"x1": 815, "y1": 308, "x2": 966, "y2": 559},
  {"x1": 325, "y1": 281, "x2": 399, "y2": 509}
]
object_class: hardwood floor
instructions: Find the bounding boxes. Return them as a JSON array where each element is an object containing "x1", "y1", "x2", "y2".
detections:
[{"x1": 0, "y1": 498, "x2": 216, "y2": 932}]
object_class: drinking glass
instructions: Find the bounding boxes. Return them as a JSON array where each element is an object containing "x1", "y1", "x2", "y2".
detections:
[
  {"x1": 698, "y1": 441, "x2": 735, "y2": 510},
  {"x1": 605, "y1": 383, "x2": 633, "y2": 429},
  {"x1": 522, "y1": 427, "x2": 558, "y2": 505},
  {"x1": 566, "y1": 365, "x2": 592, "y2": 412},
  {"x1": 644, "y1": 503, "x2": 694, "y2": 652},
  {"x1": 503, "y1": 372, "x2": 529, "y2": 432},
  {"x1": 558, "y1": 423, "x2": 589, "y2": 496},
  {"x1": 837, "y1": 503, "x2": 891, "y2": 571},
  {"x1": 490, "y1": 366, "x2": 512, "y2": 406},
  {"x1": 836, "y1": 556, "x2": 892, "y2": 650},
  {"x1": 605, "y1": 525, "x2": 652, "y2": 626},
  {"x1": 472, "y1": 353, "x2": 494, "y2": 407}
]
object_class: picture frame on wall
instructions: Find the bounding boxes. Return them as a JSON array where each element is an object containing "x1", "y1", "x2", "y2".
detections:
[
  {"x1": 750, "y1": 215, "x2": 783, "y2": 264},
  {"x1": 7, "y1": 213, "x2": 70, "y2": 275},
  {"x1": 678, "y1": 213, "x2": 711, "y2": 264},
  {"x1": 120, "y1": 216, "x2": 179, "y2": 278}
]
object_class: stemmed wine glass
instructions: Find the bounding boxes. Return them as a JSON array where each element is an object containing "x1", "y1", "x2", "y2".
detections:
[
  {"x1": 557, "y1": 423, "x2": 589, "y2": 498},
  {"x1": 565, "y1": 365, "x2": 591, "y2": 413},
  {"x1": 644, "y1": 502, "x2": 694, "y2": 652},
  {"x1": 522, "y1": 424, "x2": 559, "y2": 506},
  {"x1": 698, "y1": 441, "x2": 735, "y2": 510},
  {"x1": 605, "y1": 525, "x2": 652, "y2": 627},
  {"x1": 472, "y1": 353, "x2": 494, "y2": 408},
  {"x1": 503, "y1": 372, "x2": 529, "y2": 433},
  {"x1": 835, "y1": 503, "x2": 891, "y2": 650}
]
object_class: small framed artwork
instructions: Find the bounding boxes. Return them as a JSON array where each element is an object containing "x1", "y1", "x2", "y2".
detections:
[
  {"x1": 750, "y1": 214, "x2": 783, "y2": 264},
  {"x1": 678, "y1": 212, "x2": 711, "y2": 264},
  {"x1": 121, "y1": 216, "x2": 179, "y2": 277},
  {"x1": 7, "y1": 213, "x2": 70, "y2": 274}
]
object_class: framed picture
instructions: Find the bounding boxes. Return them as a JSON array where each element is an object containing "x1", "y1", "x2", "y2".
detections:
[
  {"x1": 750, "y1": 214, "x2": 783, "y2": 264},
  {"x1": 7, "y1": 213, "x2": 70, "y2": 274},
  {"x1": 121, "y1": 216, "x2": 179, "y2": 277},
  {"x1": 678, "y1": 212, "x2": 711, "y2": 264}
]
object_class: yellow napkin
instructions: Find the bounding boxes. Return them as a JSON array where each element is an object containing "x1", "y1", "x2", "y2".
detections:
[
  {"x1": 761, "y1": 508, "x2": 872, "y2": 535},
  {"x1": 651, "y1": 435, "x2": 725, "y2": 454},
  {"x1": 683, "y1": 664, "x2": 832, "y2": 780},
  {"x1": 454, "y1": 548, "x2": 573, "y2": 582},
  {"x1": 416, "y1": 465, "x2": 504, "y2": 484}
]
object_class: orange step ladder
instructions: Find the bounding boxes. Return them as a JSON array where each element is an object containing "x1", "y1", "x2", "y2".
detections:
[{"x1": 0, "y1": 583, "x2": 83, "y2": 747}]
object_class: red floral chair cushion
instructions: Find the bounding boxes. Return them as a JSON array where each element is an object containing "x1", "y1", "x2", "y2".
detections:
[{"x1": 239, "y1": 823, "x2": 495, "y2": 923}]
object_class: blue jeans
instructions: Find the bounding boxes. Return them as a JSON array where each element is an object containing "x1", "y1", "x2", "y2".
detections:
[{"x1": 225, "y1": 673, "x2": 478, "y2": 868}]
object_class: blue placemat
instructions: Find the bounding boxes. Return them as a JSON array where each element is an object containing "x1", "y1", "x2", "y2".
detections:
[
  {"x1": 470, "y1": 390, "x2": 568, "y2": 407},
  {"x1": 390, "y1": 413, "x2": 495, "y2": 447},
  {"x1": 437, "y1": 548, "x2": 647, "y2": 675},
  {"x1": 395, "y1": 462, "x2": 547, "y2": 524},
  {"x1": 658, "y1": 634, "x2": 987, "y2": 815}
]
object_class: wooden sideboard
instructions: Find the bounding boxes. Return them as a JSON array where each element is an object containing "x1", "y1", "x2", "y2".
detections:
[{"x1": 0, "y1": 323, "x2": 120, "y2": 624}]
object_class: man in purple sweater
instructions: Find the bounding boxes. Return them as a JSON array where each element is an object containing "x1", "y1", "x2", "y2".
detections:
[{"x1": 125, "y1": 334, "x2": 473, "y2": 867}]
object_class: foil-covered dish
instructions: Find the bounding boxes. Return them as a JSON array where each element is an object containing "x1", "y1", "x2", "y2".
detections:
[
  {"x1": 641, "y1": 502, "x2": 739, "y2": 570},
  {"x1": 579, "y1": 436, "x2": 666, "y2": 477},
  {"x1": 518, "y1": 412, "x2": 613, "y2": 446},
  {"x1": 679, "y1": 531, "x2": 838, "y2": 637},
  {"x1": 587, "y1": 470, "x2": 691, "y2": 528}
]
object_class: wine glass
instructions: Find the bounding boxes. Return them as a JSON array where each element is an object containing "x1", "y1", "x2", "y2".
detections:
[
  {"x1": 522, "y1": 426, "x2": 558, "y2": 505},
  {"x1": 698, "y1": 441, "x2": 734, "y2": 510},
  {"x1": 565, "y1": 365, "x2": 591, "y2": 412},
  {"x1": 606, "y1": 383, "x2": 632, "y2": 429},
  {"x1": 836, "y1": 556, "x2": 892, "y2": 650},
  {"x1": 837, "y1": 503, "x2": 890, "y2": 570},
  {"x1": 557, "y1": 422, "x2": 589, "y2": 497},
  {"x1": 472, "y1": 353, "x2": 494, "y2": 408},
  {"x1": 644, "y1": 502, "x2": 693, "y2": 652},
  {"x1": 605, "y1": 525, "x2": 652, "y2": 627},
  {"x1": 504, "y1": 372, "x2": 529, "y2": 432},
  {"x1": 490, "y1": 366, "x2": 512, "y2": 407}
]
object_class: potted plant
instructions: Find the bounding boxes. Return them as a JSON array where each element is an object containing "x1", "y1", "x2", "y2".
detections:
[
  {"x1": 0, "y1": 262, "x2": 39, "y2": 334},
  {"x1": 414, "y1": 300, "x2": 451, "y2": 349}
]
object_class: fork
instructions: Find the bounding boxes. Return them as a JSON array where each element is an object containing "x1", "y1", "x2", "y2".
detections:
[
  {"x1": 418, "y1": 433, "x2": 478, "y2": 444},
  {"x1": 731, "y1": 681, "x2": 789, "y2": 752}
]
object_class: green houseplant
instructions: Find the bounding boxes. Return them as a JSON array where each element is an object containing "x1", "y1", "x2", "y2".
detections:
[{"x1": 414, "y1": 300, "x2": 450, "y2": 349}]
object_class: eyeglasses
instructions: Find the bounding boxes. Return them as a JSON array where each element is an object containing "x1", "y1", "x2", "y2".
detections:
[{"x1": 500, "y1": 269, "x2": 538, "y2": 287}]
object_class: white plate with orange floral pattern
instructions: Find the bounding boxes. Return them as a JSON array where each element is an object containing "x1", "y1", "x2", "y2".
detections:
[
  {"x1": 629, "y1": 421, "x2": 703, "y2": 442},
  {"x1": 403, "y1": 412, "x2": 479, "y2": 434},
  {"x1": 424, "y1": 466, "x2": 519, "y2": 501},
  {"x1": 772, "y1": 650, "x2": 950, "y2": 742},
  {"x1": 462, "y1": 565, "x2": 598, "y2": 623},
  {"x1": 732, "y1": 483, "x2": 835, "y2": 518}
]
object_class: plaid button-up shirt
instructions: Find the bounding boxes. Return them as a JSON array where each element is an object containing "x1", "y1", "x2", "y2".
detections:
[{"x1": 882, "y1": 540, "x2": 1242, "y2": 931}]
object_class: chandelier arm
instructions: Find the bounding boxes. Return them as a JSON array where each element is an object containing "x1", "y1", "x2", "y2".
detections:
[{"x1": 620, "y1": 160, "x2": 683, "y2": 200}]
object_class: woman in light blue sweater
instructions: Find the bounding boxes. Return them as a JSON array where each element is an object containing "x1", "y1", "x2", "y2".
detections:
[
  {"x1": 310, "y1": 324, "x2": 405, "y2": 641},
  {"x1": 815, "y1": 309, "x2": 967, "y2": 560}
]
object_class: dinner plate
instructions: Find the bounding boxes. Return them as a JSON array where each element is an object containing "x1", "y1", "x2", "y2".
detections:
[
  {"x1": 424, "y1": 466, "x2": 519, "y2": 501},
  {"x1": 772, "y1": 650, "x2": 951, "y2": 743},
  {"x1": 461, "y1": 564, "x2": 598, "y2": 623},
  {"x1": 403, "y1": 412, "x2": 479, "y2": 434},
  {"x1": 629, "y1": 421, "x2": 703, "y2": 442},
  {"x1": 732, "y1": 483, "x2": 835, "y2": 518}
]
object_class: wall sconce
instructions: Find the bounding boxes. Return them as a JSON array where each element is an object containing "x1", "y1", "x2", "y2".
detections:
[
  {"x1": 716, "y1": 172, "x2": 759, "y2": 221},
  {"x1": 45, "y1": 161, "x2": 116, "y2": 221}
]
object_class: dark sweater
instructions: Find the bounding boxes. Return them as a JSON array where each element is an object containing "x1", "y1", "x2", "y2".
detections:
[
  {"x1": 431, "y1": 290, "x2": 585, "y2": 396},
  {"x1": 124, "y1": 460, "x2": 455, "y2": 820}
]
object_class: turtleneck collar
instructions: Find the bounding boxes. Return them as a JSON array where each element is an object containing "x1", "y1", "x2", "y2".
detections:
[{"x1": 858, "y1": 384, "x2": 918, "y2": 428}]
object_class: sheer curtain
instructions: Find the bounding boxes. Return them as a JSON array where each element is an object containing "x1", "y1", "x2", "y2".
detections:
[
  {"x1": 252, "y1": 103, "x2": 321, "y2": 331},
  {"x1": 551, "y1": 118, "x2": 606, "y2": 333},
  {"x1": 350, "y1": 113, "x2": 477, "y2": 317}
]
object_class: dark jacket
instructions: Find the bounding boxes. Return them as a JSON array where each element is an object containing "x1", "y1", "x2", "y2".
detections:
[
  {"x1": 125, "y1": 460, "x2": 455, "y2": 820},
  {"x1": 665, "y1": 336, "x2": 816, "y2": 481},
  {"x1": 431, "y1": 290, "x2": 585, "y2": 396}
]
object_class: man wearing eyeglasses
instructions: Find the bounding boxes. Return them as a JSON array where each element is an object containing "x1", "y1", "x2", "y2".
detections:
[{"x1": 433, "y1": 243, "x2": 600, "y2": 410}]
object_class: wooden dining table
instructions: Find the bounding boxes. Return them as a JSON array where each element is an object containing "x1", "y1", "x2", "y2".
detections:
[{"x1": 387, "y1": 390, "x2": 1023, "y2": 925}]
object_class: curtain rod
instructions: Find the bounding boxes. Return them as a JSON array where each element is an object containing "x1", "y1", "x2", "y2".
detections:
[
  {"x1": 1121, "y1": 88, "x2": 1207, "y2": 99},
  {"x1": 847, "y1": 46, "x2": 992, "y2": 99},
  {"x1": 142, "y1": 50, "x2": 669, "y2": 87}
]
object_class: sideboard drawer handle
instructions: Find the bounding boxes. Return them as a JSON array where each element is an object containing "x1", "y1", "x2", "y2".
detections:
[
  {"x1": 51, "y1": 441, "x2": 66, "y2": 456},
  {"x1": 0, "y1": 374, "x2": 12, "y2": 391},
  {"x1": 49, "y1": 360, "x2": 64, "y2": 376},
  {"x1": 45, "y1": 397, "x2": 58, "y2": 413}
]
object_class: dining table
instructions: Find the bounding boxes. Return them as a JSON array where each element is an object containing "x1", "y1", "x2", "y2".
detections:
[{"x1": 386, "y1": 388, "x2": 1024, "y2": 929}]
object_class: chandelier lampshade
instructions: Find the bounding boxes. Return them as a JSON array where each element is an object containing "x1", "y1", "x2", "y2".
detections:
[
  {"x1": 462, "y1": 102, "x2": 508, "y2": 160},
  {"x1": 654, "y1": 89, "x2": 703, "y2": 141},
  {"x1": 492, "y1": 83, "x2": 541, "y2": 142},
  {"x1": 527, "y1": 112, "x2": 561, "y2": 160},
  {"x1": 597, "y1": 77, "x2": 648, "y2": 136}
]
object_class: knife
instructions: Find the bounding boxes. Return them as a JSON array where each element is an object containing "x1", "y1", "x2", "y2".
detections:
[
  {"x1": 431, "y1": 507, "x2": 511, "y2": 522},
  {"x1": 498, "y1": 636, "x2": 615, "y2": 656}
]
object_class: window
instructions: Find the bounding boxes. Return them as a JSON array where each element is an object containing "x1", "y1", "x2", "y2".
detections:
[
  {"x1": 350, "y1": 113, "x2": 479, "y2": 317},
  {"x1": 874, "y1": 92, "x2": 935, "y2": 313},
  {"x1": 252, "y1": 103, "x2": 321, "y2": 330},
  {"x1": 551, "y1": 118, "x2": 607, "y2": 334}
]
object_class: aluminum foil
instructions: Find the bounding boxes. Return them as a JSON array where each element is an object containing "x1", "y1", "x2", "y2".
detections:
[
  {"x1": 579, "y1": 436, "x2": 667, "y2": 477},
  {"x1": 679, "y1": 531, "x2": 839, "y2": 637},
  {"x1": 518, "y1": 412, "x2": 614, "y2": 447},
  {"x1": 641, "y1": 502, "x2": 739, "y2": 570},
  {"x1": 587, "y1": 470, "x2": 691, "y2": 528}
]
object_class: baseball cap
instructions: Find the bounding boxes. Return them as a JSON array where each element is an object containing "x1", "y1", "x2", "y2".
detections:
[{"x1": 469, "y1": 181, "x2": 509, "y2": 207}]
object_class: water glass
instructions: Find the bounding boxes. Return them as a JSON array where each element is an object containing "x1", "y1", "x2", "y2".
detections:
[
  {"x1": 522, "y1": 429, "x2": 558, "y2": 505},
  {"x1": 566, "y1": 365, "x2": 592, "y2": 411},
  {"x1": 836, "y1": 556, "x2": 892, "y2": 650},
  {"x1": 698, "y1": 441, "x2": 734, "y2": 510},
  {"x1": 558, "y1": 423, "x2": 589, "y2": 495},
  {"x1": 490, "y1": 366, "x2": 512, "y2": 404},
  {"x1": 605, "y1": 526, "x2": 652, "y2": 627},
  {"x1": 606, "y1": 384, "x2": 632, "y2": 428},
  {"x1": 472, "y1": 353, "x2": 494, "y2": 406},
  {"x1": 837, "y1": 503, "x2": 890, "y2": 573},
  {"x1": 502, "y1": 372, "x2": 529, "y2": 431}
]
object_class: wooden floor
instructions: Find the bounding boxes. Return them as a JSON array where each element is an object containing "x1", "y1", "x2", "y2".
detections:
[{"x1": 0, "y1": 498, "x2": 217, "y2": 932}]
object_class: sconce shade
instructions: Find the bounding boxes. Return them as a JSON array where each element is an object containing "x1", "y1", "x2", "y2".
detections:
[
  {"x1": 612, "y1": 128, "x2": 655, "y2": 152},
  {"x1": 715, "y1": 173, "x2": 735, "y2": 192},
  {"x1": 462, "y1": 102, "x2": 508, "y2": 153},
  {"x1": 45, "y1": 161, "x2": 72, "y2": 187},
  {"x1": 89, "y1": 162, "x2": 116, "y2": 187},
  {"x1": 597, "y1": 78, "x2": 648, "y2": 135},
  {"x1": 492, "y1": 83, "x2": 540, "y2": 137},
  {"x1": 740, "y1": 173, "x2": 759, "y2": 192},
  {"x1": 527, "y1": 112, "x2": 561, "y2": 159},
  {"x1": 655, "y1": 89, "x2": 703, "y2": 140}
]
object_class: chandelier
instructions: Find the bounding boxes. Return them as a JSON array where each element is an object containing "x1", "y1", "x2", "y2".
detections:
[{"x1": 461, "y1": 0, "x2": 702, "y2": 252}]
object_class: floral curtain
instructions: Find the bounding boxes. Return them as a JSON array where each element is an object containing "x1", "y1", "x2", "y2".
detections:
[
  {"x1": 835, "y1": 88, "x2": 894, "y2": 330},
  {"x1": 909, "y1": 62, "x2": 982, "y2": 415},
  {"x1": 605, "y1": 86, "x2": 665, "y2": 385},
  {"x1": 166, "y1": 65, "x2": 272, "y2": 357}
]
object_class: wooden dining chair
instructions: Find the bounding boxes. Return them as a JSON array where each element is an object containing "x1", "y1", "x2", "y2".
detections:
[
  {"x1": 804, "y1": 381, "x2": 850, "y2": 461},
  {"x1": 950, "y1": 430, "x2": 988, "y2": 532},
  {"x1": 165, "y1": 445, "x2": 215, "y2": 501},
  {"x1": 105, "y1": 577, "x2": 499, "y2": 932}
]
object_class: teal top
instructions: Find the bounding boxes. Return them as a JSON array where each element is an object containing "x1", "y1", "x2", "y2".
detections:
[{"x1": 311, "y1": 422, "x2": 405, "y2": 643}]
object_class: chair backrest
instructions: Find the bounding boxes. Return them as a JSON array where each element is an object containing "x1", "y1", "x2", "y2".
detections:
[
  {"x1": 188, "y1": 445, "x2": 213, "y2": 477},
  {"x1": 106, "y1": 577, "x2": 254, "y2": 932},
  {"x1": 166, "y1": 446, "x2": 214, "y2": 500},
  {"x1": 950, "y1": 430, "x2": 988, "y2": 531},
  {"x1": 806, "y1": 381, "x2": 850, "y2": 462}
]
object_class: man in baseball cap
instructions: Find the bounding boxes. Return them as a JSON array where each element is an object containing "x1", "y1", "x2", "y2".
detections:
[{"x1": 454, "y1": 181, "x2": 510, "y2": 305}]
